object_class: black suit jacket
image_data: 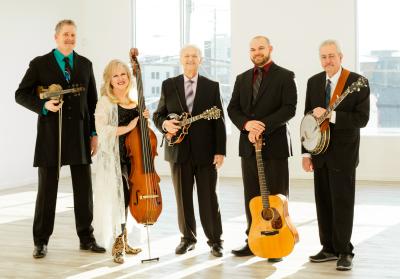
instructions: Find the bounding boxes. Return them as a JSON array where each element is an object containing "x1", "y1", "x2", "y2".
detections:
[
  {"x1": 227, "y1": 62, "x2": 297, "y2": 159},
  {"x1": 15, "y1": 50, "x2": 98, "y2": 167},
  {"x1": 303, "y1": 70, "x2": 370, "y2": 170},
  {"x1": 153, "y1": 74, "x2": 226, "y2": 164}
]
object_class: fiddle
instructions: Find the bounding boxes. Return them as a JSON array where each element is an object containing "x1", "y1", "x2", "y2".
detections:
[{"x1": 37, "y1": 83, "x2": 83, "y2": 100}]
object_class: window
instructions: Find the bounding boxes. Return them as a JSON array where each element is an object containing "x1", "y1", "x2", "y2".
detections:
[
  {"x1": 132, "y1": 0, "x2": 231, "y2": 122},
  {"x1": 358, "y1": 0, "x2": 400, "y2": 134},
  {"x1": 183, "y1": 0, "x2": 231, "y2": 107}
]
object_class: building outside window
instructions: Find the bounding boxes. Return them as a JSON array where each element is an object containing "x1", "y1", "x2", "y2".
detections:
[
  {"x1": 132, "y1": 0, "x2": 231, "y2": 125},
  {"x1": 358, "y1": 0, "x2": 400, "y2": 134}
]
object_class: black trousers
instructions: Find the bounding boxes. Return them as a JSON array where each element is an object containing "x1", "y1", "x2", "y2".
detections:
[
  {"x1": 314, "y1": 164, "x2": 355, "y2": 255},
  {"x1": 241, "y1": 157, "x2": 289, "y2": 236},
  {"x1": 170, "y1": 161, "x2": 223, "y2": 245},
  {"x1": 33, "y1": 165, "x2": 94, "y2": 245}
]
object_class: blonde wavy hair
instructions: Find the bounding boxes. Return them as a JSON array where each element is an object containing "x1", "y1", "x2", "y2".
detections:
[{"x1": 100, "y1": 59, "x2": 135, "y2": 105}]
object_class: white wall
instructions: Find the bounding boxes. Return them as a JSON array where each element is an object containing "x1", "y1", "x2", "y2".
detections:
[
  {"x1": 1, "y1": 0, "x2": 399, "y2": 189},
  {"x1": 0, "y1": 0, "x2": 83, "y2": 188},
  {"x1": 228, "y1": 0, "x2": 400, "y2": 181}
]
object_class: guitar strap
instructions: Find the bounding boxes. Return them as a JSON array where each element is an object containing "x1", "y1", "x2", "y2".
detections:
[
  {"x1": 321, "y1": 68, "x2": 350, "y2": 132},
  {"x1": 329, "y1": 68, "x2": 350, "y2": 106}
]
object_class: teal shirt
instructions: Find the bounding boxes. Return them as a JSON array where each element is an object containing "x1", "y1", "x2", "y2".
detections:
[
  {"x1": 42, "y1": 49, "x2": 74, "y2": 116},
  {"x1": 53, "y1": 48, "x2": 74, "y2": 74}
]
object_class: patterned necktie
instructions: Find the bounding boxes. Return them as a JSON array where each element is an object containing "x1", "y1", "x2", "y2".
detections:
[
  {"x1": 325, "y1": 79, "x2": 332, "y2": 108},
  {"x1": 252, "y1": 67, "x2": 263, "y2": 104},
  {"x1": 186, "y1": 79, "x2": 195, "y2": 113},
  {"x1": 63, "y1": 57, "x2": 72, "y2": 83}
]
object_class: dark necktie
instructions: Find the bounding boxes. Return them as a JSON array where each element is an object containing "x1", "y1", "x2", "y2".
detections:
[
  {"x1": 325, "y1": 79, "x2": 331, "y2": 108},
  {"x1": 63, "y1": 57, "x2": 72, "y2": 83},
  {"x1": 186, "y1": 80, "x2": 195, "y2": 113},
  {"x1": 252, "y1": 67, "x2": 263, "y2": 104}
]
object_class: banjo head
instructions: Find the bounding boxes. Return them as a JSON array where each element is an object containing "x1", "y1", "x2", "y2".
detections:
[{"x1": 300, "y1": 114, "x2": 322, "y2": 153}]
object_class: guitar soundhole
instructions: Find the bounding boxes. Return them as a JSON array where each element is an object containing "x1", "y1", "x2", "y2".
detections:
[
  {"x1": 261, "y1": 208, "x2": 273, "y2": 221},
  {"x1": 262, "y1": 208, "x2": 283, "y2": 229}
]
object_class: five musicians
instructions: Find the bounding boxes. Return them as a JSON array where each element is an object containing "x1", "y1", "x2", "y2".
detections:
[{"x1": 15, "y1": 19, "x2": 369, "y2": 271}]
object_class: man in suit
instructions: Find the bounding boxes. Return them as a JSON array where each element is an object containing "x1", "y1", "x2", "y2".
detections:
[
  {"x1": 153, "y1": 45, "x2": 226, "y2": 257},
  {"x1": 227, "y1": 36, "x2": 297, "y2": 261},
  {"x1": 15, "y1": 19, "x2": 105, "y2": 258},
  {"x1": 302, "y1": 40, "x2": 369, "y2": 271}
]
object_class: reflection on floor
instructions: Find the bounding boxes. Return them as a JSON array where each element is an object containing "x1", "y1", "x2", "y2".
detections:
[{"x1": 0, "y1": 177, "x2": 399, "y2": 278}]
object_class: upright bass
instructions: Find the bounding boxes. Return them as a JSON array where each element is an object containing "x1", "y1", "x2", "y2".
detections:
[{"x1": 125, "y1": 48, "x2": 162, "y2": 225}]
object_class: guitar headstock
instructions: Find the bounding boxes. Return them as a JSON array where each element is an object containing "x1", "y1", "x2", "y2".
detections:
[
  {"x1": 129, "y1": 48, "x2": 140, "y2": 77},
  {"x1": 203, "y1": 106, "x2": 221, "y2": 120}
]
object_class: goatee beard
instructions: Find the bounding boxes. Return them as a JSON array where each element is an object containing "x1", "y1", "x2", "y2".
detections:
[{"x1": 252, "y1": 55, "x2": 270, "y2": 67}]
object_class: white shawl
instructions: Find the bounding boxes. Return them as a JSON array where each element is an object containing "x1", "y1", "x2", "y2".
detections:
[{"x1": 92, "y1": 95, "x2": 126, "y2": 249}]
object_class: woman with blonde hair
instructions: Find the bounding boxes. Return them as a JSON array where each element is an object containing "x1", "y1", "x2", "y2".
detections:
[{"x1": 93, "y1": 59, "x2": 149, "y2": 263}]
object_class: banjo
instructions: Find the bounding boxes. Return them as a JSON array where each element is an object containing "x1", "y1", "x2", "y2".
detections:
[{"x1": 300, "y1": 76, "x2": 368, "y2": 155}]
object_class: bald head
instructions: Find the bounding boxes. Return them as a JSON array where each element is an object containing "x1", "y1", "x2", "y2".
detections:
[{"x1": 249, "y1": 35, "x2": 273, "y2": 67}]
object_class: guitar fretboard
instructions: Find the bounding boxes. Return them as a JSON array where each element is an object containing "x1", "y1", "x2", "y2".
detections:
[{"x1": 255, "y1": 146, "x2": 270, "y2": 209}]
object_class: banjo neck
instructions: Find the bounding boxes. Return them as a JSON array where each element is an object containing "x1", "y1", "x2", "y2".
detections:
[{"x1": 316, "y1": 76, "x2": 367, "y2": 125}]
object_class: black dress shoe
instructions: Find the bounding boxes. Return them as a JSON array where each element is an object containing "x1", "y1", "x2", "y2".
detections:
[
  {"x1": 175, "y1": 240, "x2": 196, "y2": 254},
  {"x1": 336, "y1": 254, "x2": 353, "y2": 271},
  {"x1": 231, "y1": 244, "x2": 253, "y2": 257},
  {"x1": 210, "y1": 243, "x2": 223, "y2": 257},
  {"x1": 80, "y1": 241, "x2": 106, "y2": 253},
  {"x1": 268, "y1": 257, "x2": 283, "y2": 262},
  {"x1": 33, "y1": 244, "x2": 47, "y2": 259},
  {"x1": 309, "y1": 250, "x2": 338, "y2": 262}
]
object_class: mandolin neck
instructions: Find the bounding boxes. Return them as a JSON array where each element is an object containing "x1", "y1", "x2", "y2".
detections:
[{"x1": 180, "y1": 113, "x2": 205, "y2": 126}]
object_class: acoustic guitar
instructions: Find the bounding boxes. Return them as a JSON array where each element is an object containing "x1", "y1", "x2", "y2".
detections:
[
  {"x1": 248, "y1": 138, "x2": 299, "y2": 258},
  {"x1": 165, "y1": 106, "x2": 221, "y2": 146}
]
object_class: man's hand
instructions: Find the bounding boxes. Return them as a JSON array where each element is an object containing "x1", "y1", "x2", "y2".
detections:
[
  {"x1": 247, "y1": 131, "x2": 263, "y2": 144},
  {"x1": 302, "y1": 157, "x2": 314, "y2": 172},
  {"x1": 163, "y1": 119, "x2": 181, "y2": 135},
  {"x1": 312, "y1": 107, "x2": 328, "y2": 118},
  {"x1": 244, "y1": 120, "x2": 265, "y2": 134},
  {"x1": 90, "y1": 136, "x2": 98, "y2": 156},
  {"x1": 213, "y1": 154, "x2": 224, "y2": 169},
  {"x1": 45, "y1": 99, "x2": 63, "y2": 112}
]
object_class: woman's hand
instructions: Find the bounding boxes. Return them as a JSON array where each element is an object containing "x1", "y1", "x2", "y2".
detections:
[
  {"x1": 143, "y1": 109, "x2": 150, "y2": 119},
  {"x1": 127, "y1": 117, "x2": 139, "y2": 131}
]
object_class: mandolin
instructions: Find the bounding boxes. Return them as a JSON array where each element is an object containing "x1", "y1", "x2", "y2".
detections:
[
  {"x1": 248, "y1": 138, "x2": 299, "y2": 258},
  {"x1": 165, "y1": 106, "x2": 221, "y2": 146}
]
